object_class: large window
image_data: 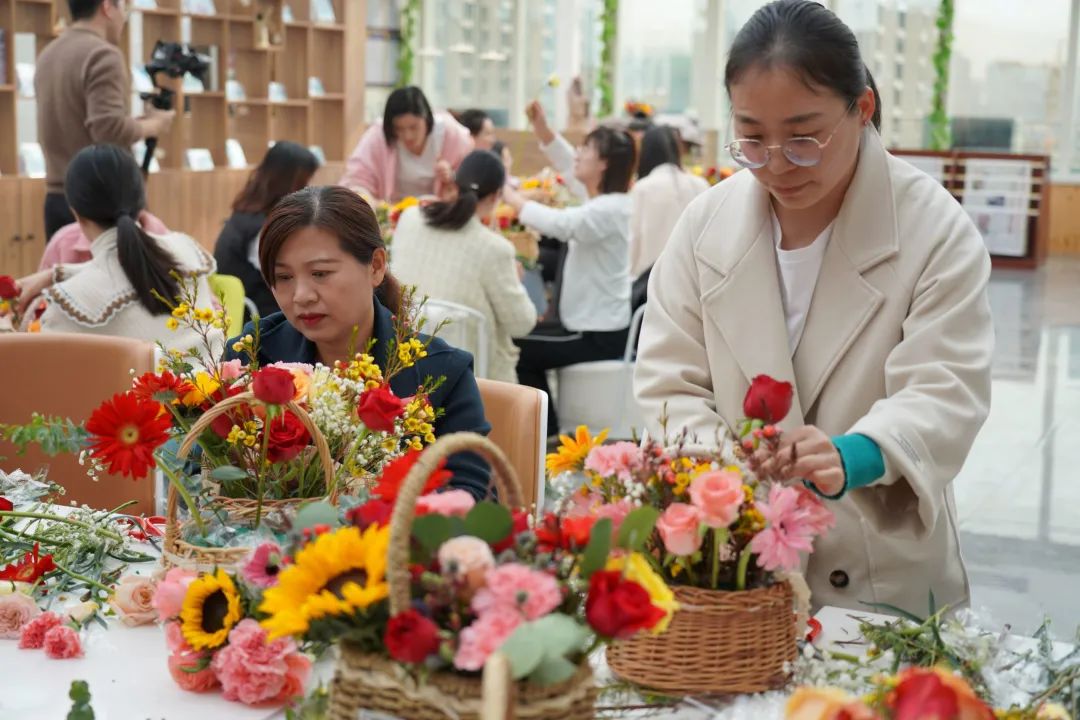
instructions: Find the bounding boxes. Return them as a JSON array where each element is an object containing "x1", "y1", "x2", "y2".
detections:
[{"x1": 616, "y1": 0, "x2": 697, "y2": 115}]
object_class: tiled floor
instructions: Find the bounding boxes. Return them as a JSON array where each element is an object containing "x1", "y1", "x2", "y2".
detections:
[{"x1": 956, "y1": 256, "x2": 1080, "y2": 634}]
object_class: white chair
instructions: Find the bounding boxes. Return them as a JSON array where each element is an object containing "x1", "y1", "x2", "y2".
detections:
[
  {"x1": 555, "y1": 304, "x2": 647, "y2": 439},
  {"x1": 419, "y1": 299, "x2": 491, "y2": 379}
]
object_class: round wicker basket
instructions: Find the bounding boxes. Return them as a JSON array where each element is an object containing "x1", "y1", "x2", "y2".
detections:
[
  {"x1": 606, "y1": 581, "x2": 797, "y2": 694},
  {"x1": 161, "y1": 391, "x2": 337, "y2": 571},
  {"x1": 326, "y1": 431, "x2": 598, "y2": 720}
]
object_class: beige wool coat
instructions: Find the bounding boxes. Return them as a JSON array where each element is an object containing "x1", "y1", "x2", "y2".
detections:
[{"x1": 634, "y1": 128, "x2": 994, "y2": 616}]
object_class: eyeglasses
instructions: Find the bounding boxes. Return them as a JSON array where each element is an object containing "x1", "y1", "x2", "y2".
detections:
[{"x1": 726, "y1": 101, "x2": 857, "y2": 170}]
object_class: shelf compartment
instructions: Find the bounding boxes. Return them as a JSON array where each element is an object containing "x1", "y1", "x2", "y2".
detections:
[
  {"x1": 186, "y1": 93, "x2": 227, "y2": 166},
  {"x1": 272, "y1": 23, "x2": 307, "y2": 99},
  {"x1": 268, "y1": 102, "x2": 307, "y2": 147},
  {"x1": 309, "y1": 26, "x2": 343, "y2": 94},
  {"x1": 310, "y1": 96, "x2": 343, "y2": 161},
  {"x1": 228, "y1": 99, "x2": 269, "y2": 166}
]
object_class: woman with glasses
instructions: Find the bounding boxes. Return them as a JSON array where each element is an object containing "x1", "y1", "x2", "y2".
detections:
[{"x1": 635, "y1": 0, "x2": 993, "y2": 616}]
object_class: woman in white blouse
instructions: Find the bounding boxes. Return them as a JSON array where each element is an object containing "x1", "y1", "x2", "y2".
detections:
[
  {"x1": 629, "y1": 125, "x2": 710, "y2": 279},
  {"x1": 502, "y1": 102, "x2": 637, "y2": 433},
  {"x1": 391, "y1": 150, "x2": 537, "y2": 384}
]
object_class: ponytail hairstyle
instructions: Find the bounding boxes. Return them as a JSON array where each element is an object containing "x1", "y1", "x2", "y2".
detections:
[
  {"x1": 422, "y1": 150, "x2": 505, "y2": 231},
  {"x1": 64, "y1": 144, "x2": 180, "y2": 315},
  {"x1": 259, "y1": 186, "x2": 403, "y2": 314},
  {"x1": 638, "y1": 125, "x2": 683, "y2": 179},
  {"x1": 725, "y1": 0, "x2": 882, "y2": 131}
]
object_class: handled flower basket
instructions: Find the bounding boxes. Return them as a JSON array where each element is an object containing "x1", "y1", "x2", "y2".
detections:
[
  {"x1": 606, "y1": 580, "x2": 798, "y2": 694},
  {"x1": 327, "y1": 432, "x2": 598, "y2": 720},
  {"x1": 162, "y1": 391, "x2": 337, "y2": 571},
  {"x1": 503, "y1": 229, "x2": 540, "y2": 263}
]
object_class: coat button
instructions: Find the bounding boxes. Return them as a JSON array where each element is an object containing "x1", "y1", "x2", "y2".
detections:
[{"x1": 829, "y1": 570, "x2": 849, "y2": 589}]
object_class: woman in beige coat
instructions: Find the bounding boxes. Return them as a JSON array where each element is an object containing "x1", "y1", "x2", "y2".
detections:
[{"x1": 634, "y1": 0, "x2": 993, "y2": 616}]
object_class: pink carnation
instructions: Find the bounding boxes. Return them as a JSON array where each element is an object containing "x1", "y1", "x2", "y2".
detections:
[
  {"x1": 168, "y1": 651, "x2": 220, "y2": 692},
  {"x1": 153, "y1": 567, "x2": 197, "y2": 621},
  {"x1": 0, "y1": 592, "x2": 40, "y2": 639},
  {"x1": 43, "y1": 625, "x2": 83, "y2": 659},
  {"x1": 416, "y1": 490, "x2": 476, "y2": 518},
  {"x1": 267, "y1": 362, "x2": 314, "y2": 376},
  {"x1": 241, "y1": 542, "x2": 285, "y2": 589},
  {"x1": 453, "y1": 611, "x2": 522, "y2": 671},
  {"x1": 750, "y1": 484, "x2": 816, "y2": 572},
  {"x1": 217, "y1": 358, "x2": 245, "y2": 382},
  {"x1": 594, "y1": 499, "x2": 634, "y2": 536},
  {"x1": 584, "y1": 442, "x2": 643, "y2": 481},
  {"x1": 471, "y1": 563, "x2": 562, "y2": 621},
  {"x1": 164, "y1": 620, "x2": 193, "y2": 654},
  {"x1": 18, "y1": 611, "x2": 63, "y2": 649},
  {"x1": 211, "y1": 619, "x2": 311, "y2": 705}
]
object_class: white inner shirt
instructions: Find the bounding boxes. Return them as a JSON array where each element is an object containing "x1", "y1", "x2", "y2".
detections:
[
  {"x1": 394, "y1": 120, "x2": 445, "y2": 201},
  {"x1": 771, "y1": 209, "x2": 833, "y2": 353}
]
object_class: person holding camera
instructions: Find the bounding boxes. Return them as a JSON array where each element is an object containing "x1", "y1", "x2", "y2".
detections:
[{"x1": 35, "y1": 0, "x2": 175, "y2": 241}]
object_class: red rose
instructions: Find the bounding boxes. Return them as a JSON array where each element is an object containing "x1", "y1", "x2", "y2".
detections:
[
  {"x1": 0, "y1": 497, "x2": 12, "y2": 512},
  {"x1": 265, "y1": 411, "x2": 311, "y2": 463},
  {"x1": 498, "y1": 215, "x2": 511, "y2": 230},
  {"x1": 251, "y1": 367, "x2": 296, "y2": 405},
  {"x1": 585, "y1": 571, "x2": 666, "y2": 639},
  {"x1": 373, "y1": 450, "x2": 451, "y2": 504},
  {"x1": 492, "y1": 509, "x2": 530, "y2": 553},
  {"x1": 357, "y1": 385, "x2": 405, "y2": 433},
  {"x1": 891, "y1": 670, "x2": 959, "y2": 720},
  {"x1": 346, "y1": 499, "x2": 394, "y2": 530},
  {"x1": 385, "y1": 610, "x2": 441, "y2": 664},
  {"x1": 0, "y1": 275, "x2": 17, "y2": 300},
  {"x1": 742, "y1": 375, "x2": 794, "y2": 424}
]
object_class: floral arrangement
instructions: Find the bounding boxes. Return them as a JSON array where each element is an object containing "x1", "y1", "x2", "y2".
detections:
[
  {"x1": 257, "y1": 452, "x2": 674, "y2": 688},
  {"x1": 153, "y1": 547, "x2": 312, "y2": 705},
  {"x1": 490, "y1": 204, "x2": 540, "y2": 267},
  {"x1": 0, "y1": 274, "x2": 49, "y2": 332},
  {"x1": 368, "y1": 195, "x2": 420, "y2": 244},
  {"x1": 517, "y1": 168, "x2": 573, "y2": 208},
  {"x1": 547, "y1": 376, "x2": 834, "y2": 593},
  {"x1": 79, "y1": 277, "x2": 443, "y2": 542},
  {"x1": 624, "y1": 100, "x2": 654, "y2": 118},
  {"x1": 689, "y1": 164, "x2": 736, "y2": 186}
]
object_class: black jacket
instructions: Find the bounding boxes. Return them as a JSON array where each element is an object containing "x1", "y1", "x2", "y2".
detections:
[
  {"x1": 214, "y1": 211, "x2": 278, "y2": 320},
  {"x1": 223, "y1": 299, "x2": 493, "y2": 500}
]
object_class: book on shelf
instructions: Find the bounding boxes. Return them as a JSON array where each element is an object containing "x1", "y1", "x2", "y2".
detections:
[
  {"x1": 282, "y1": 4, "x2": 295, "y2": 23},
  {"x1": 186, "y1": 148, "x2": 216, "y2": 171},
  {"x1": 308, "y1": 145, "x2": 326, "y2": 165},
  {"x1": 312, "y1": 0, "x2": 336, "y2": 24},
  {"x1": 19, "y1": 143, "x2": 46, "y2": 178},
  {"x1": 0, "y1": 30, "x2": 7, "y2": 87},
  {"x1": 132, "y1": 0, "x2": 159, "y2": 9},
  {"x1": 182, "y1": 0, "x2": 218, "y2": 14},
  {"x1": 268, "y1": 82, "x2": 288, "y2": 103},
  {"x1": 308, "y1": 76, "x2": 325, "y2": 97},
  {"x1": 16, "y1": 63, "x2": 35, "y2": 99},
  {"x1": 226, "y1": 79, "x2": 247, "y2": 102},
  {"x1": 226, "y1": 139, "x2": 249, "y2": 169}
]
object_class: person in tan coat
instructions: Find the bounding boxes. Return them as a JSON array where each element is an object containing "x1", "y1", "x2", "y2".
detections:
[{"x1": 634, "y1": 0, "x2": 993, "y2": 616}]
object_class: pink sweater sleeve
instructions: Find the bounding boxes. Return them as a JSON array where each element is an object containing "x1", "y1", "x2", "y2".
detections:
[
  {"x1": 340, "y1": 124, "x2": 393, "y2": 200},
  {"x1": 433, "y1": 113, "x2": 475, "y2": 198}
]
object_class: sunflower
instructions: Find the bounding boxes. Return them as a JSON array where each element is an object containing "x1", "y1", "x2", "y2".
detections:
[
  {"x1": 259, "y1": 524, "x2": 390, "y2": 640},
  {"x1": 180, "y1": 569, "x2": 243, "y2": 651},
  {"x1": 545, "y1": 425, "x2": 609, "y2": 475},
  {"x1": 86, "y1": 392, "x2": 173, "y2": 479}
]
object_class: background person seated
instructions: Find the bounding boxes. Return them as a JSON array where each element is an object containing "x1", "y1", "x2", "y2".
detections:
[{"x1": 39, "y1": 210, "x2": 168, "y2": 271}]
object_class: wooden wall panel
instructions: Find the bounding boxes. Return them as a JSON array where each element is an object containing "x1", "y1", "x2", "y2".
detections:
[{"x1": 1049, "y1": 184, "x2": 1080, "y2": 255}]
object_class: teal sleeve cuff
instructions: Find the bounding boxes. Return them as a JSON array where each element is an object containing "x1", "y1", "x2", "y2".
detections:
[{"x1": 804, "y1": 434, "x2": 886, "y2": 500}]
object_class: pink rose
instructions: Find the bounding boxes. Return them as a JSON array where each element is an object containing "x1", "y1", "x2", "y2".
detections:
[
  {"x1": 584, "y1": 442, "x2": 643, "y2": 481},
  {"x1": 453, "y1": 611, "x2": 522, "y2": 671},
  {"x1": 0, "y1": 592, "x2": 40, "y2": 639},
  {"x1": 153, "y1": 567, "x2": 197, "y2": 621},
  {"x1": 594, "y1": 499, "x2": 635, "y2": 537},
  {"x1": 656, "y1": 503, "x2": 704, "y2": 556},
  {"x1": 437, "y1": 536, "x2": 495, "y2": 595},
  {"x1": 110, "y1": 574, "x2": 158, "y2": 627},
  {"x1": 18, "y1": 611, "x2": 63, "y2": 649},
  {"x1": 217, "y1": 358, "x2": 244, "y2": 382},
  {"x1": 688, "y1": 470, "x2": 744, "y2": 529},
  {"x1": 211, "y1": 619, "x2": 311, "y2": 705},
  {"x1": 415, "y1": 490, "x2": 476, "y2": 518},
  {"x1": 168, "y1": 651, "x2": 220, "y2": 692},
  {"x1": 43, "y1": 625, "x2": 83, "y2": 659}
]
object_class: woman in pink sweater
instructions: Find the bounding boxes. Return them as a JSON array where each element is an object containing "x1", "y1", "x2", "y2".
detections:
[{"x1": 338, "y1": 86, "x2": 473, "y2": 202}]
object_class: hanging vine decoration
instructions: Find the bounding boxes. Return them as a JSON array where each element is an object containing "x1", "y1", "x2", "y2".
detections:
[
  {"x1": 396, "y1": 0, "x2": 422, "y2": 88},
  {"x1": 597, "y1": 0, "x2": 619, "y2": 118},
  {"x1": 928, "y1": 0, "x2": 954, "y2": 150}
]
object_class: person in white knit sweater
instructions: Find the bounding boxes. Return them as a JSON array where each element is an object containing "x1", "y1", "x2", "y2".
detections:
[{"x1": 391, "y1": 150, "x2": 537, "y2": 383}]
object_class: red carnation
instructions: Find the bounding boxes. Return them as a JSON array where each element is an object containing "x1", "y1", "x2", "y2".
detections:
[
  {"x1": 357, "y1": 385, "x2": 405, "y2": 433},
  {"x1": 346, "y1": 499, "x2": 394, "y2": 530},
  {"x1": 0, "y1": 275, "x2": 18, "y2": 300},
  {"x1": 86, "y1": 392, "x2": 173, "y2": 479},
  {"x1": 251, "y1": 367, "x2": 296, "y2": 405},
  {"x1": 266, "y1": 411, "x2": 311, "y2": 463},
  {"x1": 385, "y1": 610, "x2": 441, "y2": 664},
  {"x1": 742, "y1": 375, "x2": 794, "y2": 424},
  {"x1": 373, "y1": 450, "x2": 451, "y2": 504},
  {"x1": 585, "y1": 571, "x2": 666, "y2": 639}
]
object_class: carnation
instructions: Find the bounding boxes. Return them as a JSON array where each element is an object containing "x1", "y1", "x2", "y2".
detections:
[
  {"x1": 210, "y1": 619, "x2": 311, "y2": 706},
  {"x1": 471, "y1": 563, "x2": 563, "y2": 621},
  {"x1": 19, "y1": 611, "x2": 63, "y2": 649},
  {"x1": 43, "y1": 625, "x2": 83, "y2": 659},
  {"x1": 453, "y1": 611, "x2": 522, "y2": 671}
]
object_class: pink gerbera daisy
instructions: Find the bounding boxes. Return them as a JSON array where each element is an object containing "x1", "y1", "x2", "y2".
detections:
[{"x1": 749, "y1": 485, "x2": 816, "y2": 572}]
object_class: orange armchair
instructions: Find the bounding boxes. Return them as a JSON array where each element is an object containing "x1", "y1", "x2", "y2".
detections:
[{"x1": 476, "y1": 378, "x2": 549, "y2": 512}]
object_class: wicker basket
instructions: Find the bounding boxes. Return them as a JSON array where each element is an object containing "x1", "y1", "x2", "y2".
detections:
[
  {"x1": 326, "y1": 432, "x2": 598, "y2": 720},
  {"x1": 503, "y1": 229, "x2": 540, "y2": 263},
  {"x1": 606, "y1": 581, "x2": 797, "y2": 694},
  {"x1": 162, "y1": 391, "x2": 337, "y2": 571}
]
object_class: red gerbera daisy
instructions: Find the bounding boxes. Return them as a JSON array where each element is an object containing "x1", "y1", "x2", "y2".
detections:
[
  {"x1": 0, "y1": 543, "x2": 57, "y2": 583},
  {"x1": 373, "y1": 450, "x2": 452, "y2": 504},
  {"x1": 86, "y1": 392, "x2": 173, "y2": 479},
  {"x1": 131, "y1": 370, "x2": 195, "y2": 404}
]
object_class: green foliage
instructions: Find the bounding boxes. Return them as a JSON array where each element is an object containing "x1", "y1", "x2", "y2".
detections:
[
  {"x1": 0, "y1": 414, "x2": 88, "y2": 459},
  {"x1": 502, "y1": 613, "x2": 590, "y2": 685},
  {"x1": 597, "y1": 0, "x2": 619, "y2": 117},
  {"x1": 67, "y1": 680, "x2": 94, "y2": 720},
  {"x1": 615, "y1": 506, "x2": 658, "y2": 552},
  {"x1": 397, "y1": 0, "x2": 421, "y2": 88},
  {"x1": 462, "y1": 501, "x2": 512, "y2": 545},
  {"x1": 928, "y1": 0, "x2": 954, "y2": 150},
  {"x1": 292, "y1": 501, "x2": 341, "y2": 534},
  {"x1": 580, "y1": 518, "x2": 612, "y2": 579}
]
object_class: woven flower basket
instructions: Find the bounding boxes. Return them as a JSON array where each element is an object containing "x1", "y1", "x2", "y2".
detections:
[
  {"x1": 326, "y1": 432, "x2": 598, "y2": 720},
  {"x1": 606, "y1": 581, "x2": 798, "y2": 694},
  {"x1": 162, "y1": 391, "x2": 337, "y2": 571},
  {"x1": 503, "y1": 229, "x2": 540, "y2": 263}
]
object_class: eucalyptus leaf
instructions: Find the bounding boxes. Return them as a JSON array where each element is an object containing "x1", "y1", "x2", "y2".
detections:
[
  {"x1": 580, "y1": 518, "x2": 612, "y2": 580},
  {"x1": 411, "y1": 514, "x2": 454, "y2": 556},
  {"x1": 209, "y1": 465, "x2": 248, "y2": 482},
  {"x1": 293, "y1": 501, "x2": 339, "y2": 532},
  {"x1": 615, "y1": 506, "x2": 659, "y2": 552},
  {"x1": 528, "y1": 655, "x2": 578, "y2": 686},
  {"x1": 531, "y1": 613, "x2": 590, "y2": 657},
  {"x1": 501, "y1": 624, "x2": 545, "y2": 680},
  {"x1": 462, "y1": 502, "x2": 512, "y2": 544}
]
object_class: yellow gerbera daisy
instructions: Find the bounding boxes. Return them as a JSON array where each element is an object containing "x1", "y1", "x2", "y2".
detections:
[
  {"x1": 545, "y1": 425, "x2": 609, "y2": 475},
  {"x1": 180, "y1": 569, "x2": 243, "y2": 651},
  {"x1": 259, "y1": 524, "x2": 391, "y2": 640},
  {"x1": 606, "y1": 552, "x2": 678, "y2": 634},
  {"x1": 179, "y1": 371, "x2": 220, "y2": 407}
]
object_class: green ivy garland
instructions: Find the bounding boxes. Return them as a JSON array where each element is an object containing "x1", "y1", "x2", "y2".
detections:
[
  {"x1": 928, "y1": 0, "x2": 954, "y2": 150},
  {"x1": 396, "y1": 0, "x2": 421, "y2": 88},
  {"x1": 597, "y1": 0, "x2": 618, "y2": 118}
]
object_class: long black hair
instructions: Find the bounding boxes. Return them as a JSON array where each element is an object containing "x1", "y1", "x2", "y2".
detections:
[
  {"x1": 232, "y1": 141, "x2": 319, "y2": 215},
  {"x1": 587, "y1": 127, "x2": 637, "y2": 194},
  {"x1": 637, "y1": 126, "x2": 683, "y2": 179},
  {"x1": 725, "y1": 0, "x2": 882, "y2": 131},
  {"x1": 65, "y1": 145, "x2": 180, "y2": 315},
  {"x1": 422, "y1": 150, "x2": 505, "y2": 231},
  {"x1": 454, "y1": 109, "x2": 490, "y2": 138},
  {"x1": 383, "y1": 86, "x2": 435, "y2": 145}
]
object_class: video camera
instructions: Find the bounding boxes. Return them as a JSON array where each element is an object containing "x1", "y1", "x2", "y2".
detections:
[{"x1": 139, "y1": 41, "x2": 212, "y2": 173}]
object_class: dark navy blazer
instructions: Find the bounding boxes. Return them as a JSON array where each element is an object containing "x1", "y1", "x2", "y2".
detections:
[{"x1": 224, "y1": 298, "x2": 493, "y2": 500}]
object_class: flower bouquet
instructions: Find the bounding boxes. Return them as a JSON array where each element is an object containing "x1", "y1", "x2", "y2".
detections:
[
  {"x1": 491, "y1": 204, "x2": 540, "y2": 267},
  {"x1": 689, "y1": 164, "x2": 736, "y2": 186},
  {"x1": 547, "y1": 375, "x2": 835, "y2": 694},
  {"x1": 368, "y1": 195, "x2": 420, "y2": 244},
  {"x1": 259, "y1": 432, "x2": 674, "y2": 720}
]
